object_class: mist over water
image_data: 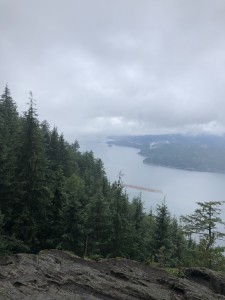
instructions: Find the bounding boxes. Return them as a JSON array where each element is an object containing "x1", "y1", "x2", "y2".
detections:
[{"x1": 80, "y1": 140, "x2": 225, "y2": 218}]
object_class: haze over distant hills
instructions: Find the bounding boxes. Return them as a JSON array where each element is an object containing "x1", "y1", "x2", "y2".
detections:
[{"x1": 107, "y1": 134, "x2": 225, "y2": 173}]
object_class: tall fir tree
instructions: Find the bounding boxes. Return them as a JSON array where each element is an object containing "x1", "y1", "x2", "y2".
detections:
[
  {"x1": 181, "y1": 201, "x2": 225, "y2": 268},
  {"x1": 109, "y1": 176, "x2": 133, "y2": 257},
  {"x1": 0, "y1": 86, "x2": 20, "y2": 234},
  {"x1": 85, "y1": 191, "x2": 112, "y2": 258},
  {"x1": 60, "y1": 174, "x2": 86, "y2": 255},
  {"x1": 13, "y1": 92, "x2": 50, "y2": 251},
  {"x1": 153, "y1": 201, "x2": 173, "y2": 266}
]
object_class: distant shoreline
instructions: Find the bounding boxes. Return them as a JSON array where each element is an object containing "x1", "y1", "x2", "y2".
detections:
[
  {"x1": 142, "y1": 159, "x2": 225, "y2": 174},
  {"x1": 107, "y1": 141, "x2": 225, "y2": 175}
]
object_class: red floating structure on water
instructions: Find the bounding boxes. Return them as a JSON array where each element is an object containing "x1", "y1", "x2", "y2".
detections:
[{"x1": 123, "y1": 184, "x2": 162, "y2": 194}]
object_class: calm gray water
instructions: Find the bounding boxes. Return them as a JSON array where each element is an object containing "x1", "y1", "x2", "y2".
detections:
[{"x1": 80, "y1": 140, "x2": 225, "y2": 218}]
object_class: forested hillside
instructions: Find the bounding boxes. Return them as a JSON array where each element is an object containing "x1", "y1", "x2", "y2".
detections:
[
  {"x1": 1, "y1": 86, "x2": 225, "y2": 270},
  {"x1": 108, "y1": 134, "x2": 225, "y2": 173}
]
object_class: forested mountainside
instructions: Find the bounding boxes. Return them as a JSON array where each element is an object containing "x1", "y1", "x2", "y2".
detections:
[
  {"x1": 108, "y1": 134, "x2": 225, "y2": 172},
  {"x1": 1, "y1": 86, "x2": 225, "y2": 271}
]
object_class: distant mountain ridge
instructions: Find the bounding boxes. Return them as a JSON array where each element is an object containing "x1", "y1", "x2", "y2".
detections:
[{"x1": 107, "y1": 134, "x2": 225, "y2": 173}]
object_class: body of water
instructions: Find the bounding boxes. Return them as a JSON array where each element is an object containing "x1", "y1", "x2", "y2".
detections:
[{"x1": 80, "y1": 140, "x2": 225, "y2": 218}]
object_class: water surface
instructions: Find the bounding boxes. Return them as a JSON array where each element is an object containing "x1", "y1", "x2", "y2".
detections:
[{"x1": 80, "y1": 140, "x2": 225, "y2": 218}]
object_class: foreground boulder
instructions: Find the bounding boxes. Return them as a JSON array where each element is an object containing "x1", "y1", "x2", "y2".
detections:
[{"x1": 0, "y1": 249, "x2": 225, "y2": 299}]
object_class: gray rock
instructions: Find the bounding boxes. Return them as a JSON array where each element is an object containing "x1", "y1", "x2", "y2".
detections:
[{"x1": 0, "y1": 250, "x2": 225, "y2": 299}]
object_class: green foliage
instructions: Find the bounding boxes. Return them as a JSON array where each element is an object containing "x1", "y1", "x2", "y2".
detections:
[
  {"x1": 85, "y1": 192, "x2": 112, "y2": 257},
  {"x1": 164, "y1": 268, "x2": 185, "y2": 278},
  {"x1": 181, "y1": 201, "x2": 225, "y2": 269},
  {"x1": 1, "y1": 85, "x2": 225, "y2": 270},
  {"x1": 59, "y1": 175, "x2": 86, "y2": 255},
  {"x1": 0, "y1": 236, "x2": 30, "y2": 254},
  {"x1": 0, "y1": 86, "x2": 21, "y2": 233},
  {"x1": 153, "y1": 201, "x2": 172, "y2": 265},
  {"x1": 13, "y1": 93, "x2": 50, "y2": 251}
]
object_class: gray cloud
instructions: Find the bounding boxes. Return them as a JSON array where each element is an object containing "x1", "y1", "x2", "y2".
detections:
[{"x1": 1, "y1": 0, "x2": 225, "y2": 141}]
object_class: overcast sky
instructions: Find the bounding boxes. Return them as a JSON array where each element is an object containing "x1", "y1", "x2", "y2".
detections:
[{"x1": 1, "y1": 0, "x2": 225, "y2": 141}]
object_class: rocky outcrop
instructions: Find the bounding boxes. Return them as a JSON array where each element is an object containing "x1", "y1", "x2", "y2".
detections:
[
  {"x1": 0, "y1": 250, "x2": 225, "y2": 299},
  {"x1": 184, "y1": 267, "x2": 225, "y2": 297}
]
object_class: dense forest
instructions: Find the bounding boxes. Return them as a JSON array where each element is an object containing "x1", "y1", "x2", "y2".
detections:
[{"x1": 1, "y1": 86, "x2": 225, "y2": 271}]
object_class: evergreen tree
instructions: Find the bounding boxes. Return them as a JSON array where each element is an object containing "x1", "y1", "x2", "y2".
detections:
[
  {"x1": 73, "y1": 140, "x2": 80, "y2": 151},
  {"x1": 109, "y1": 176, "x2": 132, "y2": 257},
  {"x1": 181, "y1": 201, "x2": 225, "y2": 268},
  {"x1": 0, "y1": 86, "x2": 20, "y2": 230},
  {"x1": 3, "y1": 84, "x2": 225, "y2": 270},
  {"x1": 65, "y1": 142, "x2": 79, "y2": 177},
  {"x1": 85, "y1": 191, "x2": 112, "y2": 258},
  {"x1": 41, "y1": 168, "x2": 66, "y2": 249},
  {"x1": 129, "y1": 195, "x2": 147, "y2": 260},
  {"x1": 60, "y1": 174, "x2": 86, "y2": 255},
  {"x1": 13, "y1": 92, "x2": 50, "y2": 251},
  {"x1": 142, "y1": 213, "x2": 156, "y2": 262},
  {"x1": 80, "y1": 151, "x2": 98, "y2": 198},
  {"x1": 169, "y1": 217, "x2": 188, "y2": 267},
  {"x1": 153, "y1": 201, "x2": 172, "y2": 266}
]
